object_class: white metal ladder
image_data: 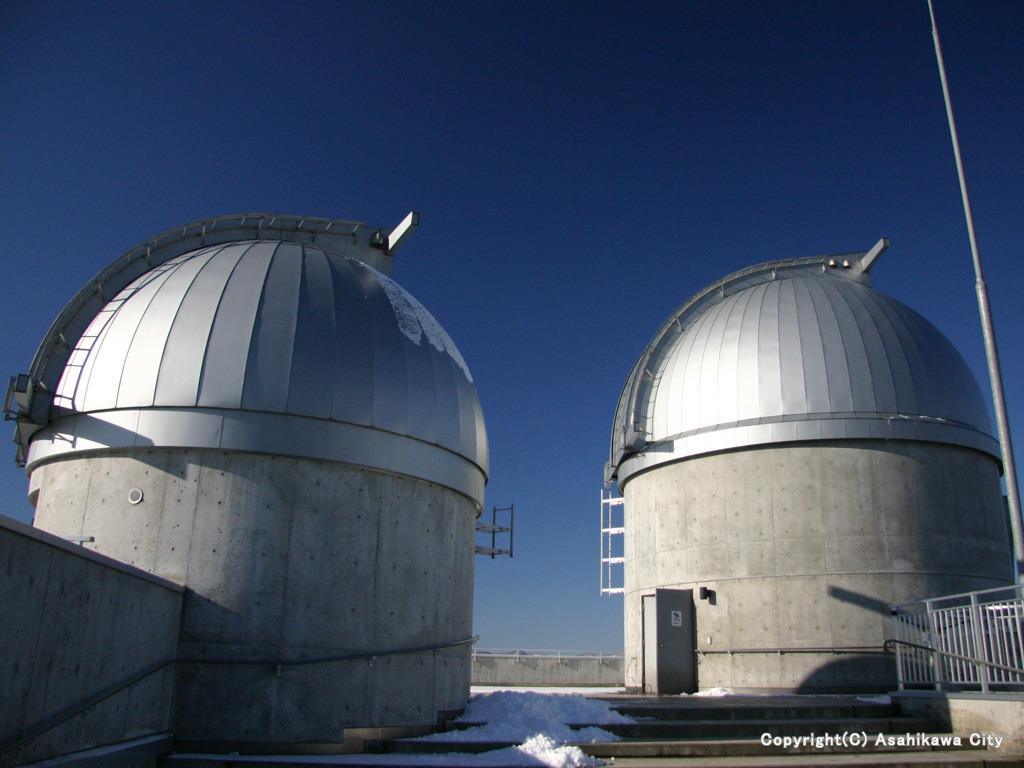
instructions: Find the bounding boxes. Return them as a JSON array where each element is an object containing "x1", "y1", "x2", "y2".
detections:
[{"x1": 600, "y1": 488, "x2": 625, "y2": 595}]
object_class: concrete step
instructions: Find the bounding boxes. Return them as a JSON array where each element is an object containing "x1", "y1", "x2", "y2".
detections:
[
  {"x1": 162, "y1": 748, "x2": 1022, "y2": 767},
  {"x1": 153, "y1": 757, "x2": 1024, "y2": 768},
  {"x1": 158, "y1": 694, "x2": 1021, "y2": 767},
  {"x1": 583, "y1": 736, "x2": 980, "y2": 758},
  {"x1": 608, "y1": 702, "x2": 900, "y2": 721},
  {"x1": 14, "y1": 733, "x2": 174, "y2": 767},
  {"x1": 385, "y1": 729, "x2": 950, "y2": 757},
  {"x1": 161, "y1": 733, "x2": 1022, "y2": 768},
  {"x1": 603, "y1": 751, "x2": 1023, "y2": 767},
  {"x1": 162, "y1": 757, "x2": 551, "y2": 767},
  {"x1": 430, "y1": 716, "x2": 944, "y2": 743},
  {"x1": 584, "y1": 716, "x2": 945, "y2": 740}
]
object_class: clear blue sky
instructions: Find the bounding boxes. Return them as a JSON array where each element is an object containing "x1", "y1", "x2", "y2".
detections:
[{"x1": 2, "y1": 1, "x2": 1022, "y2": 652}]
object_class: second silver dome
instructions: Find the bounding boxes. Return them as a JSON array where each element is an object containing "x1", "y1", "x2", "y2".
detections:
[{"x1": 610, "y1": 254, "x2": 996, "y2": 485}]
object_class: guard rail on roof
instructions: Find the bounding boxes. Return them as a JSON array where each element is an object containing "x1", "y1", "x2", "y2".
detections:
[
  {"x1": 472, "y1": 649, "x2": 623, "y2": 662},
  {"x1": 889, "y1": 584, "x2": 1024, "y2": 693}
]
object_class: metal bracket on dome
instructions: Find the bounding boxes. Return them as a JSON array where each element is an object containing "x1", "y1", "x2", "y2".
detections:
[
  {"x1": 4, "y1": 374, "x2": 31, "y2": 420},
  {"x1": 859, "y1": 237, "x2": 890, "y2": 273},
  {"x1": 387, "y1": 211, "x2": 420, "y2": 254},
  {"x1": 6, "y1": 374, "x2": 36, "y2": 466},
  {"x1": 475, "y1": 504, "x2": 514, "y2": 558}
]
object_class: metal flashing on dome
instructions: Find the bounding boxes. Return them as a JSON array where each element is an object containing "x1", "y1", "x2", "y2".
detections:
[
  {"x1": 27, "y1": 408, "x2": 486, "y2": 505},
  {"x1": 608, "y1": 239, "x2": 997, "y2": 487}
]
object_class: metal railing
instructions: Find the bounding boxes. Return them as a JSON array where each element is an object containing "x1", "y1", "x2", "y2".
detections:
[
  {"x1": 889, "y1": 584, "x2": 1024, "y2": 692},
  {"x1": 698, "y1": 645, "x2": 885, "y2": 656},
  {"x1": 473, "y1": 648, "x2": 623, "y2": 664}
]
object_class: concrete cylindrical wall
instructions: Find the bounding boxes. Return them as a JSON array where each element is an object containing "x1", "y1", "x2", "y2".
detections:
[
  {"x1": 30, "y1": 448, "x2": 475, "y2": 747},
  {"x1": 622, "y1": 440, "x2": 1012, "y2": 692}
]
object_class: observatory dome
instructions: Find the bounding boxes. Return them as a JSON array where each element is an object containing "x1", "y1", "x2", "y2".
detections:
[
  {"x1": 24, "y1": 217, "x2": 487, "y2": 504},
  {"x1": 610, "y1": 244, "x2": 1012, "y2": 695},
  {"x1": 17, "y1": 214, "x2": 488, "y2": 740},
  {"x1": 609, "y1": 253, "x2": 997, "y2": 486}
]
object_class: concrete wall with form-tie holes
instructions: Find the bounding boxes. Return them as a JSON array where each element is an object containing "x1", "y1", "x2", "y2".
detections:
[{"x1": 0, "y1": 515, "x2": 182, "y2": 767}]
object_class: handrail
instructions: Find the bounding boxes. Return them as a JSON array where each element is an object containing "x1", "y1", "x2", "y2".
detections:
[
  {"x1": 0, "y1": 659, "x2": 175, "y2": 761},
  {"x1": 883, "y1": 638, "x2": 1024, "y2": 677},
  {"x1": 473, "y1": 648, "x2": 622, "y2": 659},
  {"x1": 0, "y1": 635, "x2": 478, "y2": 762},
  {"x1": 698, "y1": 645, "x2": 885, "y2": 656},
  {"x1": 188, "y1": 634, "x2": 479, "y2": 668}
]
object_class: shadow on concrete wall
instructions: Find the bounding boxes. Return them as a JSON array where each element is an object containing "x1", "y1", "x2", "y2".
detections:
[
  {"x1": 783, "y1": 584, "x2": 896, "y2": 692},
  {"x1": 826, "y1": 585, "x2": 891, "y2": 616},
  {"x1": 793, "y1": 654, "x2": 896, "y2": 693}
]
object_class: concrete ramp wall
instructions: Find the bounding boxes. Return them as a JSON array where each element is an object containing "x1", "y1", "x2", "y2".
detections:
[{"x1": 0, "y1": 515, "x2": 183, "y2": 767}]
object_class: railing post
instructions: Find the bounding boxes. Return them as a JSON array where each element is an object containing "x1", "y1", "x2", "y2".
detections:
[
  {"x1": 891, "y1": 611, "x2": 906, "y2": 691},
  {"x1": 1016, "y1": 588, "x2": 1024, "y2": 683},
  {"x1": 969, "y1": 592, "x2": 990, "y2": 693},
  {"x1": 926, "y1": 599, "x2": 943, "y2": 691}
]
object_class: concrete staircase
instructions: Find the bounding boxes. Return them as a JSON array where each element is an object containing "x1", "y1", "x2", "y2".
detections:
[
  {"x1": 159, "y1": 694, "x2": 1022, "y2": 766},
  {"x1": 382, "y1": 694, "x2": 1022, "y2": 767}
]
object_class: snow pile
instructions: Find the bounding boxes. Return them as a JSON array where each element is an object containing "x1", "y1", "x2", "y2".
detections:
[
  {"x1": 417, "y1": 690, "x2": 632, "y2": 745},
  {"x1": 455, "y1": 691, "x2": 633, "y2": 726},
  {"x1": 689, "y1": 687, "x2": 733, "y2": 696},
  {"x1": 506, "y1": 734, "x2": 599, "y2": 767}
]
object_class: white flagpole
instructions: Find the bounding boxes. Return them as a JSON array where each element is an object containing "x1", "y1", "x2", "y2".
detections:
[{"x1": 927, "y1": 0, "x2": 1023, "y2": 581}]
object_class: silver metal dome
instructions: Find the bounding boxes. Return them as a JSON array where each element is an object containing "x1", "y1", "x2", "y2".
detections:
[
  {"x1": 609, "y1": 244, "x2": 997, "y2": 486},
  {"x1": 21, "y1": 216, "x2": 487, "y2": 505}
]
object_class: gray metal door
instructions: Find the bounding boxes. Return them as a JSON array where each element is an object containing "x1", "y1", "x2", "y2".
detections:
[
  {"x1": 642, "y1": 589, "x2": 696, "y2": 694},
  {"x1": 641, "y1": 594, "x2": 658, "y2": 694},
  {"x1": 655, "y1": 588, "x2": 696, "y2": 694}
]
